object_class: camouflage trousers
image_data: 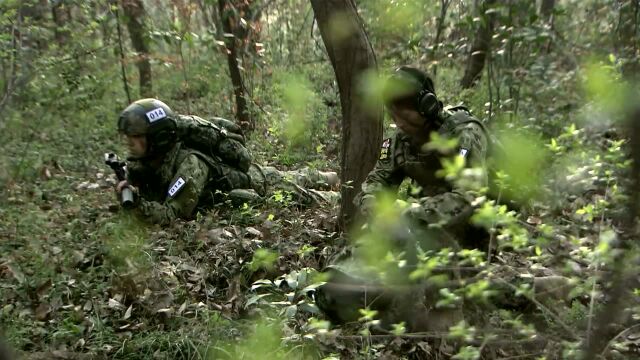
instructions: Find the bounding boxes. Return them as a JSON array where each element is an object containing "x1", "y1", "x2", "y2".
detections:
[
  {"x1": 316, "y1": 192, "x2": 488, "y2": 330},
  {"x1": 227, "y1": 164, "x2": 340, "y2": 206},
  {"x1": 401, "y1": 192, "x2": 481, "y2": 251}
]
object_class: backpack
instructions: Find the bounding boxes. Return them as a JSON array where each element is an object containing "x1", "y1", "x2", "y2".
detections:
[
  {"x1": 441, "y1": 106, "x2": 508, "y2": 201},
  {"x1": 176, "y1": 115, "x2": 252, "y2": 172}
]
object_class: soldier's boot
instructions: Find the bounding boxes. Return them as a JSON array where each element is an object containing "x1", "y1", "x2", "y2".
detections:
[
  {"x1": 283, "y1": 167, "x2": 340, "y2": 205},
  {"x1": 321, "y1": 171, "x2": 339, "y2": 188},
  {"x1": 247, "y1": 164, "x2": 268, "y2": 196},
  {"x1": 315, "y1": 267, "x2": 397, "y2": 325},
  {"x1": 310, "y1": 189, "x2": 340, "y2": 206},
  {"x1": 227, "y1": 189, "x2": 263, "y2": 206},
  {"x1": 280, "y1": 186, "x2": 340, "y2": 207},
  {"x1": 316, "y1": 266, "x2": 464, "y2": 333},
  {"x1": 533, "y1": 275, "x2": 573, "y2": 302},
  {"x1": 293, "y1": 167, "x2": 339, "y2": 190},
  {"x1": 487, "y1": 271, "x2": 574, "y2": 311}
]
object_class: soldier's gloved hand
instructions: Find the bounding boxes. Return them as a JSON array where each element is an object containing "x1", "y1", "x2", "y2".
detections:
[
  {"x1": 115, "y1": 180, "x2": 129, "y2": 193},
  {"x1": 115, "y1": 180, "x2": 138, "y2": 208},
  {"x1": 115, "y1": 180, "x2": 139, "y2": 194}
]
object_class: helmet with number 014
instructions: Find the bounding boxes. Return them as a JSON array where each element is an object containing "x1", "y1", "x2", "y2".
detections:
[{"x1": 118, "y1": 98, "x2": 178, "y2": 158}]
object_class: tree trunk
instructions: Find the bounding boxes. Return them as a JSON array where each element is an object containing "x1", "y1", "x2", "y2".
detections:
[
  {"x1": 51, "y1": 0, "x2": 71, "y2": 46},
  {"x1": 121, "y1": 0, "x2": 152, "y2": 98},
  {"x1": 539, "y1": 0, "x2": 555, "y2": 21},
  {"x1": 540, "y1": 0, "x2": 556, "y2": 53},
  {"x1": 114, "y1": 3, "x2": 132, "y2": 104},
  {"x1": 310, "y1": 0, "x2": 383, "y2": 229},
  {"x1": 0, "y1": 10, "x2": 20, "y2": 115},
  {"x1": 218, "y1": 0, "x2": 251, "y2": 128},
  {"x1": 431, "y1": 0, "x2": 452, "y2": 78},
  {"x1": 460, "y1": 0, "x2": 497, "y2": 89},
  {"x1": 17, "y1": 0, "x2": 49, "y2": 50},
  {"x1": 1, "y1": 0, "x2": 48, "y2": 112}
]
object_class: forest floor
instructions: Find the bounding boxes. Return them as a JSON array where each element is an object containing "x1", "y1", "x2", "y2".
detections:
[{"x1": 1, "y1": 156, "x2": 344, "y2": 359}]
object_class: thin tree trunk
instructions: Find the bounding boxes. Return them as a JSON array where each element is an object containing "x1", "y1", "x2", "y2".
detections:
[
  {"x1": 539, "y1": 0, "x2": 555, "y2": 21},
  {"x1": 51, "y1": 0, "x2": 71, "y2": 46},
  {"x1": 197, "y1": 0, "x2": 216, "y2": 30},
  {"x1": 114, "y1": 4, "x2": 132, "y2": 104},
  {"x1": 0, "y1": 13, "x2": 20, "y2": 115},
  {"x1": 18, "y1": 0, "x2": 50, "y2": 50},
  {"x1": 460, "y1": 0, "x2": 497, "y2": 89},
  {"x1": 431, "y1": 0, "x2": 452, "y2": 78},
  {"x1": 0, "y1": 1, "x2": 47, "y2": 113},
  {"x1": 540, "y1": 0, "x2": 556, "y2": 53},
  {"x1": 121, "y1": 0, "x2": 152, "y2": 98},
  {"x1": 218, "y1": 0, "x2": 251, "y2": 128},
  {"x1": 310, "y1": 0, "x2": 383, "y2": 229}
]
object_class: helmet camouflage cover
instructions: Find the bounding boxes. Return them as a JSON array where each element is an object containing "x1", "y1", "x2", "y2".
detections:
[{"x1": 118, "y1": 98, "x2": 178, "y2": 157}]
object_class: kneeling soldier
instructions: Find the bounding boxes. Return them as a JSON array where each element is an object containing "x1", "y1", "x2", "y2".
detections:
[{"x1": 316, "y1": 66, "x2": 489, "y2": 331}]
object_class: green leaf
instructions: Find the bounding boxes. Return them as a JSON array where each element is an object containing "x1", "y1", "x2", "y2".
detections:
[
  {"x1": 251, "y1": 279, "x2": 275, "y2": 291},
  {"x1": 358, "y1": 308, "x2": 378, "y2": 322},
  {"x1": 425, "y1": 132, "x2": 459, "y2": 153},
  {"x1": 391, "y1": 322, "x2": 406, "y2": 335},
  {"x1": 245, "y1": 294, "x2": 270, "y2": 308},
  {"x1": 248, "y1": 249, "x2": 279, "y2": 272},
  {"x1": 452, "y1": 346, "x2": 481, "y2": 360},
  {"x1": 283, "y1": 304, "x2": 297, "y2": 318},
  {"x1": 298, "y1": 302, "x2": 321, "y2": 315}
]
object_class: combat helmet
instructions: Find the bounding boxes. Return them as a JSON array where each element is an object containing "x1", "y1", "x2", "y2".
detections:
[{"x1": 118, "y1": 98, "x2": 178, "y2": 158}]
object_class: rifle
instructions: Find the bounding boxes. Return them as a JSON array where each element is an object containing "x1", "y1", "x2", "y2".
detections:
[{"x1": 104, "y1": 153, "x2": 135, "y2": 209}]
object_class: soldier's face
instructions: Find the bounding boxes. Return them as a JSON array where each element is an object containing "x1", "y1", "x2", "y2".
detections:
[
  {"x1": 389, "y1": 105, "x2": 427, "y2": 136},
  {"x1": 123, "y1": 134, "x2": 147, "y2": 158}
]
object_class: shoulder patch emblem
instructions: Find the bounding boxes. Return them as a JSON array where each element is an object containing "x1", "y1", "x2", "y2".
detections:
[
  {"x1": 146, "y1": 107, "x2": 167, "y2": 123},
  {"x1": 380, "y1": 138, "x2": 391, "y2": 160},
  {"x1": 168, "y1": 177, "x2": 186, "y2": 197}
]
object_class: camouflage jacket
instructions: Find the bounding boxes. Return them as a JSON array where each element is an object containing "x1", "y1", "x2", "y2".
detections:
[
  {"x1": 354, "y1": 107, "x2": 488, "y2": 221},
  {"x1": 127, "y1": 143, "x2": 250, "y2": 225}
]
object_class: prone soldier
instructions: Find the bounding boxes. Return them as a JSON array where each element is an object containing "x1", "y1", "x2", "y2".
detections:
[{"x1": 111, "y1": 98, "x2": 338, "y2": 225}]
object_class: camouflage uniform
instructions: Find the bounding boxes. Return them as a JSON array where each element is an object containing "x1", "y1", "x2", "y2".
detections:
[
  {"x1": 355, "y1": 106, "x2": 488, "y2": 238},
  {"x1": 127, "y1": 143, "x2": 338, "y2": 226},
  {"x1": 316, "y1": 106, "x2": 489, "y2": 328},
  {"x1": 126, "y1": 142, "x2": 248, "y2": 225}
]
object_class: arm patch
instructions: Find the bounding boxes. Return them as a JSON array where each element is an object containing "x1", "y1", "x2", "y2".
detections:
[
  {"x1": 380, "y1": 138, "x2": 391, "y2": 160},
  {"x1": 168, "y1": 177, "x2": 186, "y2": 197}
]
